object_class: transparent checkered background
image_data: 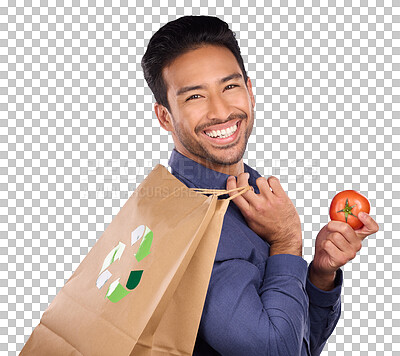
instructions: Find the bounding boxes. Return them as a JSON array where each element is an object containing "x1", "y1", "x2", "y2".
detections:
[{"x1": 0, "y1": 0, "x2": 399, "y2": 355}]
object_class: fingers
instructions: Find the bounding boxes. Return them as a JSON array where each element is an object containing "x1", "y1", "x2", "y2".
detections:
[
  {"x1": 325, "y1": 231, "x2": 351, "y2": 253},
  {"x1": 256, "y1": 177, "x2": 273, "y2": 199},
  {"x1": 226, "y1": 174, "x2": 250, "y2": 212},
  {"x1": 328, "y1": 213, "x2": 379, "y2": 241},
  {"x1": 266, "y1": 176, "x2": 286, "y2": 197},
  {"x1": 354, "y1": 212, "x2": 379, "y2": 240},
  {"x1": 255, "y1": 175, "x2": 288, "y2": 201},
  {"x1": 226, "y1": 173, "x2": 290, "y2": 215},
  {"x1": 326, "y1": 220, "x2": 361, "y2": 251},
  {"x1": 236, "y1": 172, "x2": 251, "y2": 191},
  {"x1": 236, "y1": 173, "x2": 258, "y2": 203},
  {"x1": 322, "y1": 222, "x2": 362, "y2": 266},
  {"x1": 322, "y1": 239, "x2": 357, "y2": 266}
]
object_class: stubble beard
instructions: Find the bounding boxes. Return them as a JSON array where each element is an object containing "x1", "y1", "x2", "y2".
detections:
[{"x1": 171, "y1": 109, "x2": 254, "y2": 167}]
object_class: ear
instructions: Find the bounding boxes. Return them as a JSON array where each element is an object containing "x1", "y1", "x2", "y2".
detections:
[
  {"x1": 246, "y1": 77, "x2": 255, "y2": 109},
  {"x1": 154, "y1": 103, "x2": 174, "y2": 132}
]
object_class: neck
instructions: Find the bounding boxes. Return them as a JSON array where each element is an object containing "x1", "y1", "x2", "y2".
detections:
[{"x1": 175, "y1": 147, "x2": 244, "y2": 177}]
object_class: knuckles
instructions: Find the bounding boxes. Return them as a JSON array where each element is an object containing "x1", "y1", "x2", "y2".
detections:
[
  {"x1": 321, "y1": 239, "x2": 328, "y2": 250},
  {"x1": 326, "y1": 220, "x2": 336, "y2": 232},
  {"x1": 253, "y1": 203, "x2": 265, "y2": 214},
  {"x1": 326, "y1": 220, "x2": 355, "y2": 238},
  {"x1": 330, "y1": 231, "x2": 342, "y2": 241},
  {"x1": 373, "y1": 221, "x2": 380, "y2": 233},
  {"x1": 343, "y1": 223, "x2": 355, "y2": 236},
  {"x1": 349, "y1": 251, "x2": 357, "y2": 261}
]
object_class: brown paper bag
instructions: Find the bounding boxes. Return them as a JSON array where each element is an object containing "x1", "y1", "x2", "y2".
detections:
[{"x1": 20, "y1": 164, "x2": 250, "y2": 356}]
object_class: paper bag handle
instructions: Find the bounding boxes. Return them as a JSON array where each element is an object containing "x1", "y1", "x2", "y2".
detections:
[{"x1": 188, "y1": 185, "x2": 253, "y2": 201}]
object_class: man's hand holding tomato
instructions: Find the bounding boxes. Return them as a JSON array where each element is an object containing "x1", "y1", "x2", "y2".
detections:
[
  {"x1": 310, "y1": 192, "x2": 379, "y2": 290},
  {"x1": 226, "y1": 173, "x2": 379, "y2": 291}
]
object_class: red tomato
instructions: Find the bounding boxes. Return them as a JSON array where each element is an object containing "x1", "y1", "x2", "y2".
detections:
[{"x1": 329, "y1": 190, "x2": 371, "y2": 230}]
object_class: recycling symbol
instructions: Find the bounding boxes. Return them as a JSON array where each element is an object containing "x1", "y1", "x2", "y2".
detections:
[{"x1": 95, "y1": 225, "x2": 153, "y2": 303}]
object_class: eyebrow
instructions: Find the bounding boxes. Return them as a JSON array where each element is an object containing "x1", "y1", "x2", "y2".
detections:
[{"x1": 176, "y1": 72, "x2": 243, "y2": 97}]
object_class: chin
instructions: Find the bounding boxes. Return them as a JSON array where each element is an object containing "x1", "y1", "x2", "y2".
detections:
[{"x1": 207, "y1": 147, "x2": 245, "y2": 166}]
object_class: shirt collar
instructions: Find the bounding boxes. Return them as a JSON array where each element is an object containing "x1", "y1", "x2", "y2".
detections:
[{"x1": 168, "y1": 148, "x2": 262, "y2": 191}]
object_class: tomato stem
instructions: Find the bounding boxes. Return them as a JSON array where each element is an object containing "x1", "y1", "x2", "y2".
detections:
[{"x1": 336, "y1": 198, "x2": 358, "y2": 223}]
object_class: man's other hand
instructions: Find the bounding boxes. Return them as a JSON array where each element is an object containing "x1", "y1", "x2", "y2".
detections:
[
  {"x1": 226, "y1": 173, "x2": 302, "y2": 256},
  {"x1": 310, "y1": 213, "x2": 379, "y2": 290}
]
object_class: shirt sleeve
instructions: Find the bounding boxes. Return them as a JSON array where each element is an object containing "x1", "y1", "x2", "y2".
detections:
[
  {"x1": 306, "y1": 264, "x2": 343, "y2": 356},
  {"x1": 197, "y1": 254, "x2": 310, "y2": 356}
]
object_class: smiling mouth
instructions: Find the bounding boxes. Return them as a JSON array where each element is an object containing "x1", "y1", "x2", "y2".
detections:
[
  {"x1": 202, "y1": 120, "x2": 242, "y2": 145},
  {"x1": 203, "y1": 119, "x2": 240, "y2": 139}
]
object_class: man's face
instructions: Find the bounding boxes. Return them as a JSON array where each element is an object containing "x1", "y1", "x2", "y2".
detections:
[{"x1": 156, "y1": 45, "x2": 255, "y2": 172}]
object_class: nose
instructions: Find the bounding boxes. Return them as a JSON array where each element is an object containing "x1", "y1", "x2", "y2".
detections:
[{"x1": 206, "y1": 93, "x2": 232, "y2": 121}]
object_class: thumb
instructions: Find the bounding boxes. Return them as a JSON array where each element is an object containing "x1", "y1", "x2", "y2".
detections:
[{"x1": 355, "y1": 212, "x2": 379, "y2": 239}]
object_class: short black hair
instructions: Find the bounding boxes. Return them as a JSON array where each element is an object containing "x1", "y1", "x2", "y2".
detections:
[{"x1": 141, "y1": 15, "x2": 248, "y2": 113}]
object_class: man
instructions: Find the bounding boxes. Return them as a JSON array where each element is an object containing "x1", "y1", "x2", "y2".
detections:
[{"x1": 141, "y1": 15, "x2": 379, "y2": 355}]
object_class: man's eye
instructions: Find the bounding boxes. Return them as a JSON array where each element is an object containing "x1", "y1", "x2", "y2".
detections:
[
  {"x1": 226, "y1": 84, "x2": 239, "y2": 90},
  {"x1": 186, "y1": 94, "x2": 201, "y2": 101}
]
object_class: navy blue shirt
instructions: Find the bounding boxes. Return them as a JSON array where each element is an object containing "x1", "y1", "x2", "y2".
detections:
[{"x1": 168, "y1": 148, "x2": 342, "y2": 356}]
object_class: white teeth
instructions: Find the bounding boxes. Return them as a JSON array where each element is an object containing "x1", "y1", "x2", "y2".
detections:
[{"x1": 205, "y1": 123, "x2": 238, "y2": 138}]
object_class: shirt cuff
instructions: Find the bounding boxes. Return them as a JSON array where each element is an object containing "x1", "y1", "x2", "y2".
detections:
[
  {"x1": 306, "y1": 264, "x2": 343, "y2": 308},
  {"x1": 265, "y1": 254, "x2": 308, "y2": 285}
]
